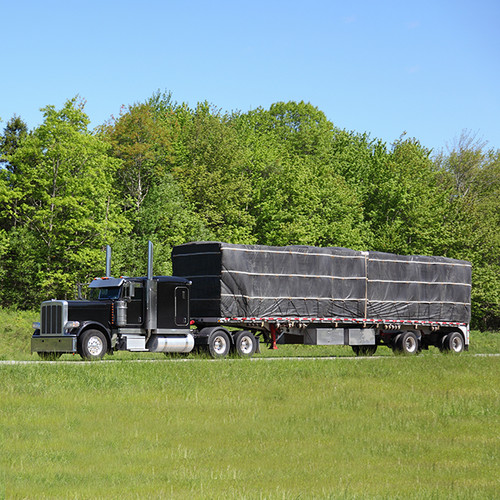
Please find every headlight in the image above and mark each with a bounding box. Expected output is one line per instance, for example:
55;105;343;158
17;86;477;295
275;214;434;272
32;322;40;330
65;321;80;330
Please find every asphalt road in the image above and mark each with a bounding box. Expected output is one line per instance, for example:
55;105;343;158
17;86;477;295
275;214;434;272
1;353;499;365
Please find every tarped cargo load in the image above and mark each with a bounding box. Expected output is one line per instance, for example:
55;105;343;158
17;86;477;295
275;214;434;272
366;251;471;322
171;242;471;323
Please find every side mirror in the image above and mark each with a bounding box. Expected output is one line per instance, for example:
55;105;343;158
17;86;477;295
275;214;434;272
123;281;135;301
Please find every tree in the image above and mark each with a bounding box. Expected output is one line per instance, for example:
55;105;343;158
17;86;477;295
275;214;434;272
232;102;371;248
0;115;29;230
434;131;500;329
172;102;256;243
253;156;369;248
346;136;449;256
0;115;28;169
2;97;127;306
102;102;176;215
112;173;212;277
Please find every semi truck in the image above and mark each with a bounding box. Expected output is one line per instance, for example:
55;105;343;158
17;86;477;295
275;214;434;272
31;241;471;360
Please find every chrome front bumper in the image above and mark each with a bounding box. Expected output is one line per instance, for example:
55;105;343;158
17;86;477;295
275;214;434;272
31;335;77;354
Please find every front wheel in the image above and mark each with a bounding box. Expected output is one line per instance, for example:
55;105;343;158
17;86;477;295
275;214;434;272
78;329;108;360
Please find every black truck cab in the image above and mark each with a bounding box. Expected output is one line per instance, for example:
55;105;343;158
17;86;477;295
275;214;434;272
31;275;194;360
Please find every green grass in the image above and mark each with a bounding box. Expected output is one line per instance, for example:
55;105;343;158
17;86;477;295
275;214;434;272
0;308;37;361
0;308;499;498
1;307;499;360
1;356;499;498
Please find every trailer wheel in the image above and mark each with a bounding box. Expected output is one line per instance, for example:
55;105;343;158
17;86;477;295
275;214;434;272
208;329;231;359
78;329;108;360
440;332;465;353
393;331;419;355
352;345;377;356
234;331;257;357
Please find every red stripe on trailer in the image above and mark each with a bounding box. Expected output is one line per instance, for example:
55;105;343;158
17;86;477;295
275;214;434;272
212;316;467;327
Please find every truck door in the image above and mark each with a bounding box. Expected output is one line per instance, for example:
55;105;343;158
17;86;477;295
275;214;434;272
127;282;144;325
175;286;189;326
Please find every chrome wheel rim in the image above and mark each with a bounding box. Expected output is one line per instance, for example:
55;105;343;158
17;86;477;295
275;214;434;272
405;336;417;353
240;335;253;354
88;336;104;356
451;335;463;352
213;335;227;355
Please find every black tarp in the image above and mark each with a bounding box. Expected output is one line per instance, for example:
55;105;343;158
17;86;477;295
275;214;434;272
172;242;471;323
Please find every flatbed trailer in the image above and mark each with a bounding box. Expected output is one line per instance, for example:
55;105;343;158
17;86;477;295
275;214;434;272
172;242;471;357
186;316;469;357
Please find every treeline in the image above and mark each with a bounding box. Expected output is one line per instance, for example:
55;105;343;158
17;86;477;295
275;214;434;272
0;92;499;329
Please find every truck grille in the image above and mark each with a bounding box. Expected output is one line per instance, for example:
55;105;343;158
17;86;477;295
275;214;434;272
40;301;67;335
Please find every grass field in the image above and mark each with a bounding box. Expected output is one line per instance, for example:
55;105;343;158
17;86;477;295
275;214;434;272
0;308;499;498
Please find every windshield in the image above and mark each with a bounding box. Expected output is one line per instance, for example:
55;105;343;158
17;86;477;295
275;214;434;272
89;287;121;300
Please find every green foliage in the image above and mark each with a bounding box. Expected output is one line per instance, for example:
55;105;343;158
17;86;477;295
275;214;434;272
435;132;500;329
0;94;499;327
112;174;212;277
0;115;27;174
171;102;256;243
233;102;371;247
366;137;449;255
0;98;127;306
102;102;176;214
0;307;36;360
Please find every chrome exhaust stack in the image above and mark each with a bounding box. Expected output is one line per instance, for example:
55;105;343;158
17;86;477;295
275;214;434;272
105;245;112;277
147;240;154;280
145;240;157;333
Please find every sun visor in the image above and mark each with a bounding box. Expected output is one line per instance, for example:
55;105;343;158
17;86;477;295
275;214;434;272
89;278;125;288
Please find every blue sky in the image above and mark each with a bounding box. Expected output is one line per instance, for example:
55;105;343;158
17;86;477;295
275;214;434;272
1;0;499;153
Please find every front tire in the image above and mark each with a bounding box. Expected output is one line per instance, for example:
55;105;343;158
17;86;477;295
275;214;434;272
78;329;108;360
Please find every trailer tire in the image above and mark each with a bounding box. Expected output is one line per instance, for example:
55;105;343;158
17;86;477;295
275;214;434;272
393;331;419;355
207;329;231;359
352;345;377;356
440;332;465;353
234;331;257;357
78;329;107;360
